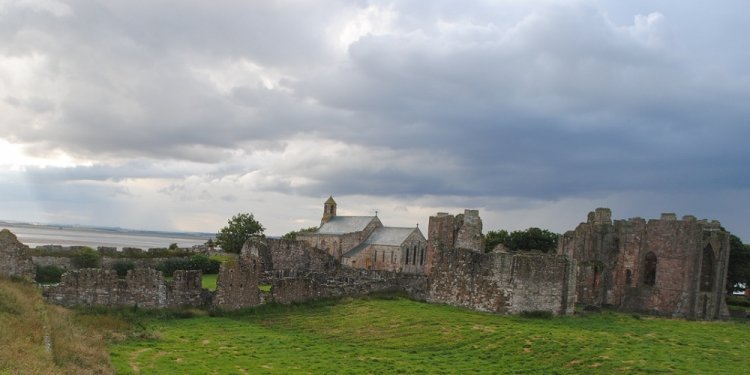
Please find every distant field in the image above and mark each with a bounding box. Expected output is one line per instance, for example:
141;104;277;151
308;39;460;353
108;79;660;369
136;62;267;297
109;297;750;374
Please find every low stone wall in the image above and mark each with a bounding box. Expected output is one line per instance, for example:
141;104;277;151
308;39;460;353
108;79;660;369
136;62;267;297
41;268;207;309
271;269;428;305
428;248;576;315
0;229;36;281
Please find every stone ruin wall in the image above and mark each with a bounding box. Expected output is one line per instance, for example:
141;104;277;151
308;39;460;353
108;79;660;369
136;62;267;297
0;229;36;281
212;246;262;310
428;246;576;315
255;238;337;277
258;238;427;301
42;268;207;309
560;208;731;320
425;211;576;315
270;268;428;305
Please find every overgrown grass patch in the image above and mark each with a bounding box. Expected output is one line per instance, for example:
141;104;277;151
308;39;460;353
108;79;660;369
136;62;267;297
109;297;750;374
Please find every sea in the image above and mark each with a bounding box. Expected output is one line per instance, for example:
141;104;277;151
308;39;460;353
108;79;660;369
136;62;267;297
0;222;212;250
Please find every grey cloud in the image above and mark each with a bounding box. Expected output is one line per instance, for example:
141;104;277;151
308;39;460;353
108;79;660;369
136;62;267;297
1;1;749;238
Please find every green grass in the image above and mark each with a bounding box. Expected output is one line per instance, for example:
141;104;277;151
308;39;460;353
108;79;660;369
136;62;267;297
201;274;217;291
165;274;219;291
109;297;750;374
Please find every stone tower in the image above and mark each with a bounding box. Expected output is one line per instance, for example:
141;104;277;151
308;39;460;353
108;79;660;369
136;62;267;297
321;196;337;224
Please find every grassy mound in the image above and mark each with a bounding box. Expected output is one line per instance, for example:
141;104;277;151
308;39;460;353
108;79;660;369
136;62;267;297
0;277;124;374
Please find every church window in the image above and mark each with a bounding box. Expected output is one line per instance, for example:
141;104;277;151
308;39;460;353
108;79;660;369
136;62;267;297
625;269;632;285
643;252;657;286
700;245;715;292
405;248;409;264
420;248;424;265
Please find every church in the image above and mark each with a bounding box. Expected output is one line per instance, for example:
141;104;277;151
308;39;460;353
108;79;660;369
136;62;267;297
297;197;428;274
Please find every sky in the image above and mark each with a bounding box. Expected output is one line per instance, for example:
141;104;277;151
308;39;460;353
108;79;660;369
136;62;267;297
1;0;749;240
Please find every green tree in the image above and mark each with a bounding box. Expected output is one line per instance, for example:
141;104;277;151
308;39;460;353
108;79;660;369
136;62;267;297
215;213;265;253
484;227;559;253
281;226;319;241
71;247;102;268
726;235;750;294
485;230;510;252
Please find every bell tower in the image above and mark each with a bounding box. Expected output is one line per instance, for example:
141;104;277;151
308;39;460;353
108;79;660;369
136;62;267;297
322;196;337;224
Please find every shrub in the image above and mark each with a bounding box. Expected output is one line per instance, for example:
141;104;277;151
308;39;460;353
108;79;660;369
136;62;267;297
190;254;221;274
156;258;192;276
35;265;65;284
71;247;102;269
111;260;136;277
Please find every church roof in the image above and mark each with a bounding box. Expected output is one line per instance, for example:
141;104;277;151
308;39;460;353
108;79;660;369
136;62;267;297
342;227;421;258
364;227;419;247
317;216;377;235
325;196;337;204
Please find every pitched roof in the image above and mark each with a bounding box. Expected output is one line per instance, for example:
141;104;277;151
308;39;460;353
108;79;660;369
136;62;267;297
317;216;377;234
364;227;419;246
342;227;420;258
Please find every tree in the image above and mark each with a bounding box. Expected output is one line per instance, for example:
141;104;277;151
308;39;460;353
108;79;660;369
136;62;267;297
215;213;265;253
484;227;559;253
485;230;510;252
281;226;319;241
726;235;750;294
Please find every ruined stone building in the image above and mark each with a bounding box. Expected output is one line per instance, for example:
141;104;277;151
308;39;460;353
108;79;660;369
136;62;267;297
298;197;428;273
0;229;35;281
3;201;734;321
427;210;577;315
559;208;731;320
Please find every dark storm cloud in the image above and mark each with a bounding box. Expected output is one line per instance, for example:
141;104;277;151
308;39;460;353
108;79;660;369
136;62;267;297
2;1;749;237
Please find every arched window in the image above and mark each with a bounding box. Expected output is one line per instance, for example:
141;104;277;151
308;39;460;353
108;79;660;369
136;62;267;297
405;248;410;264
625;269;632;286
412;246;417;265
643;252;657;286
374;250;378;262
700;245;715;292
420;248;425;265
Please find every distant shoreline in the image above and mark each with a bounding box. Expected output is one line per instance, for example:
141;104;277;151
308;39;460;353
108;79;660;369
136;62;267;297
1;221;213;250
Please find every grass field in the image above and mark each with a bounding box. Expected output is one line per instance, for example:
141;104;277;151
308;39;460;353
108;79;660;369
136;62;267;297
109;296;750;374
